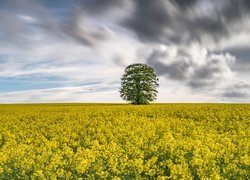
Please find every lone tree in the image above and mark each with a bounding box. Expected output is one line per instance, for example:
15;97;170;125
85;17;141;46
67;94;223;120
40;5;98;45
120;63;159;105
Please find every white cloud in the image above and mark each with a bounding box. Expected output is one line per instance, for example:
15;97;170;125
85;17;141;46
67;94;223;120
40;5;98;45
18;14;39;23
0;0;250;103
0;83;121;103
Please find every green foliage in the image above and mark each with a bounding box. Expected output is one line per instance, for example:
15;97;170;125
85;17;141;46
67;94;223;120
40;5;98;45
120;63;159;104
0;104;249;179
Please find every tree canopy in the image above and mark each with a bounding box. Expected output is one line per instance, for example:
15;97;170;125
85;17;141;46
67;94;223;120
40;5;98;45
120;63;159;105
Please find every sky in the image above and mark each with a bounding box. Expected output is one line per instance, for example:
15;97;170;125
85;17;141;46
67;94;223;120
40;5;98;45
0;0;250;103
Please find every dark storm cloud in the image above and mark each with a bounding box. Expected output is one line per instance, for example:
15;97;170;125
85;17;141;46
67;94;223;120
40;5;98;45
123;0;175;43
170;0;197;8
123;0;250;44
223;91;248;98
147;48;194;80
231;82;250;89
71;0;250;80
0;0;249;73
147;46;234;88
2;0;250;47
222;81;250;99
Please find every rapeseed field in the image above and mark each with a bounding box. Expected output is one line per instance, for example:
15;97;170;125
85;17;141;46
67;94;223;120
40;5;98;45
0;104;249;179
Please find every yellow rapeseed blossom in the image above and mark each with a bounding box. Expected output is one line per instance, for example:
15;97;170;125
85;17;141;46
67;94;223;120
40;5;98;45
0;104;249;179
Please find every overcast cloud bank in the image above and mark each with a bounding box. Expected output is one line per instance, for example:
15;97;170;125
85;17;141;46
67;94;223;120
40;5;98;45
0;0;249;103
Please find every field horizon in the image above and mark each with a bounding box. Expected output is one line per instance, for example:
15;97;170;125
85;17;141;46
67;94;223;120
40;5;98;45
1;102;249;105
